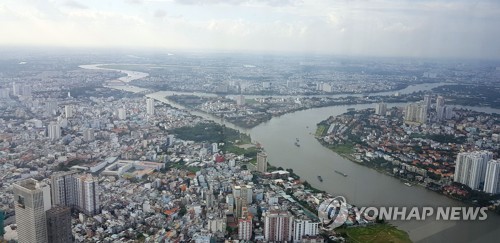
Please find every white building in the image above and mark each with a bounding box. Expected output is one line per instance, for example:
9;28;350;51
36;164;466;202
76;174;100;216
423;94;431;109
238;215;253;240
48;122;61;140
83;128;94;142
13;179;52;243
454;151;493;190
375;102;387;116
236;95;246;106
65;105;73;118
484;160;500;194
118;108;127;120
293;219;319;242
257;152;268;173
436;95;445;111
146;98;155;115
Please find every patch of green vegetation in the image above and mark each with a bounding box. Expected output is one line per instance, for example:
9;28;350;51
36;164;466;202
337;223;412;243
328;143;355;155
225;144;258;157
169;122;249;144
316;124;328;136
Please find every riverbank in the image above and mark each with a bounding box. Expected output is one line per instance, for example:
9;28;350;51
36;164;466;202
314;109;500;211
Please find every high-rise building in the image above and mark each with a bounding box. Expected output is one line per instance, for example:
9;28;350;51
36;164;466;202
21;84;32;97
238;214;253;240
118;108;127;120
76;174;100;216
423;94;432;109
51;171;79;207
293;219;319;242
375;102;387;116
64;105;73;118
146;98;155;115
436;95;445;111
12;82;20;96
51;172;100;216
13;179;52;243
234;197;248;219
236;95;246;106
436;105;446;121
405;103;427;124
83;128;95;142
484;160;500;194
212;142;219;153
264;209;294;242
257;152;268;173
454;151;493;190
48;122;61;140
46;205;73;243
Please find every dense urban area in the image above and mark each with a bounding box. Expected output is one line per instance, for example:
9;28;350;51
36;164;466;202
0;52;499;242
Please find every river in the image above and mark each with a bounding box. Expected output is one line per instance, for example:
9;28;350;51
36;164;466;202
80;64;500;243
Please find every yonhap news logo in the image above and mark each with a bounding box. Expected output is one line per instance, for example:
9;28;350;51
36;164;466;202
318;196;489;230
318;196;349;230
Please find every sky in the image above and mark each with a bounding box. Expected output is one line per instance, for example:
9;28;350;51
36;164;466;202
1;0;500;59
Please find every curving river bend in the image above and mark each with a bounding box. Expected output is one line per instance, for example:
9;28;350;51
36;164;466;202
81;64;500;243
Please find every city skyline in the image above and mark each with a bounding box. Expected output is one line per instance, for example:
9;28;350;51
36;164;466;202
1;0;500;59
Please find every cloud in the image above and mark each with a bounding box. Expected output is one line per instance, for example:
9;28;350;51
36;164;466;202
174;0;300;7
62;1;88;9
154;9;167;18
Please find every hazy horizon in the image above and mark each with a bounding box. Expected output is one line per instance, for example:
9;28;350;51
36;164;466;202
2;0;500;59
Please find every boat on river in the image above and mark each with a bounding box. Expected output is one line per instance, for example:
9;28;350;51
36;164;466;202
334;170;348;177
318;175;323;182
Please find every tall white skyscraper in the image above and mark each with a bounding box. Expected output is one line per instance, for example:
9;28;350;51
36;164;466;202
76;174;100;216
13;179;52;243
375;102;387;116
484;160;500;194
264;209;294;242
48;122;61;140
118;108;127;120
51;172;100;216
146;98;155;115
64;105;73;118
238;214;253;240
423;94;432;109
405;103;427;124
83;128;95;142
454;151;493;190
12;82;20;96
257;152;268;173
51;171;79;207
436;95;445;111
293;219;319;242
